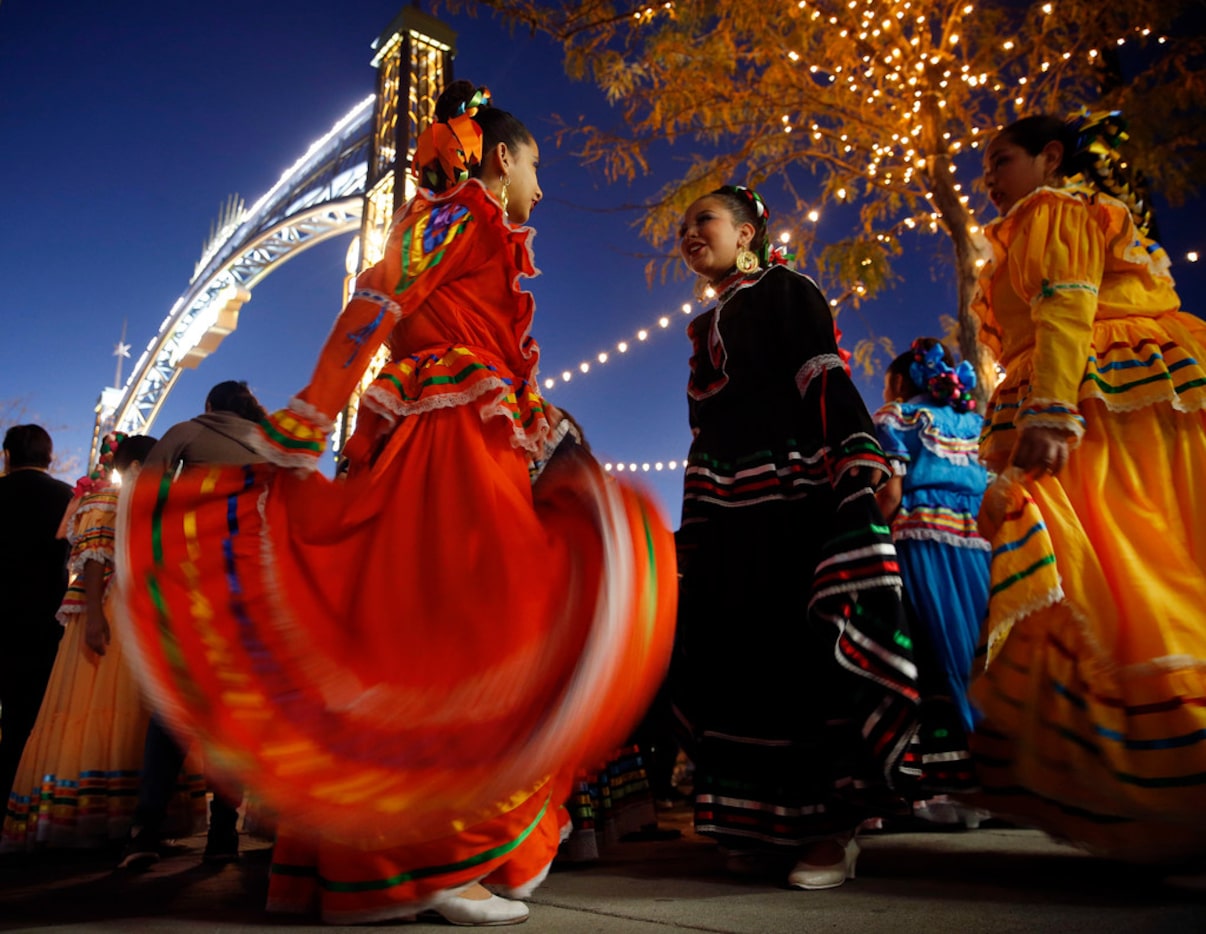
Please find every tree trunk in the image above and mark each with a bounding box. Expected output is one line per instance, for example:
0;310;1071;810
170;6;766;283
921;104;991;406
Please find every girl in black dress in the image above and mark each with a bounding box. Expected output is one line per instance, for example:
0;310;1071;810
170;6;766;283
672;186;972;889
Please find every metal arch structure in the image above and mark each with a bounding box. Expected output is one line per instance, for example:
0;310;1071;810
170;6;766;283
90;95;375;460
91;4;458;465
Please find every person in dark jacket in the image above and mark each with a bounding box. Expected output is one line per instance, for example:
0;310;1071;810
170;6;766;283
119;381;267;869
145;379;268;470
0;425;73;801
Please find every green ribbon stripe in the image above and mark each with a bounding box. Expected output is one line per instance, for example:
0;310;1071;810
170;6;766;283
989;554;1057;596
280;795;552;893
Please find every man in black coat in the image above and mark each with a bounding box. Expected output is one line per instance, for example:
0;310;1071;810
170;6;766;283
0;425;73;800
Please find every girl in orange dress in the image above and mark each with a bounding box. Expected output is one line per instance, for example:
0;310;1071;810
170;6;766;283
115;81;677;925
971;112;1206;862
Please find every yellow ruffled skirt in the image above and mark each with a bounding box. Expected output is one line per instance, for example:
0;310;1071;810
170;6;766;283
1;596;207;850
971;374;1206;861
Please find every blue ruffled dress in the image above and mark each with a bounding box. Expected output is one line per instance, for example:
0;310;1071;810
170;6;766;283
873;398;990;730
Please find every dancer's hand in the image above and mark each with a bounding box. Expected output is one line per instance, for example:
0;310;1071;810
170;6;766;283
85;610;111;657
977;467;1026;539
1011;426;1073;479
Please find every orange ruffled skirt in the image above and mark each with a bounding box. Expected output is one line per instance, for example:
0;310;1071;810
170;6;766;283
115;401;676;919
971;312;1206;862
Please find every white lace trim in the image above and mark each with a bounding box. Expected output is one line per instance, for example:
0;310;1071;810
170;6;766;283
350;287;402;322
983;582;1066;667
68;547;114;577
796;353;846;397
362;375;509;421
286;396;335;435
893;527;991;551
73;499;118;516
536;418;572;465
1017;397;1086;442
1081;385;1206;415
362;377;549;457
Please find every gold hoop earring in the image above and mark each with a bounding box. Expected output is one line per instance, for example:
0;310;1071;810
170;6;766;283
735;247;760;273
500;175;510;219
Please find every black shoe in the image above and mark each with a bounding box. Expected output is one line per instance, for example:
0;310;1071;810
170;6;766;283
117;828;161;870
203;830;239;864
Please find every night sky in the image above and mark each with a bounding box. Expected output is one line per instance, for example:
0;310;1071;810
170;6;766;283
1;0;1201;520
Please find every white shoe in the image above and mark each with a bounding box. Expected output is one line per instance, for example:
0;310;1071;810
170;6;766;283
787;838;859;890
419;892;530;926
914;798;961;825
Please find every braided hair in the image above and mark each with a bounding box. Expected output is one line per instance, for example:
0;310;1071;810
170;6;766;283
998;111;1159;240
707;185;772;266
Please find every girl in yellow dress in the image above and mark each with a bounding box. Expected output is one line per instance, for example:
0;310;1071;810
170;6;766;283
971;112;1206;862
2;435;206;850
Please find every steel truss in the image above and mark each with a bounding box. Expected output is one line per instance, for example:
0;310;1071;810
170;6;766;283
92;98;374;457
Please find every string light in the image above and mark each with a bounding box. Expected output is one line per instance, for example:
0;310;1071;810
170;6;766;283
604;460;683;473
541;298;696;391
595;1;1182;485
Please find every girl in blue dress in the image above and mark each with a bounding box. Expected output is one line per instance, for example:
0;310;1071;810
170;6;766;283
874;339;990;732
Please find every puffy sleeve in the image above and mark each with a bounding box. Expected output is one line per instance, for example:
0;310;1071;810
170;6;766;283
872;402;913;476
1007;194;1105;439
56;490;118;624
255;197;479;470
771;269;889;484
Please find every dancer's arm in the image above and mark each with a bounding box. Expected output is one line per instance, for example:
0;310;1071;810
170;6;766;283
255;199;480;470
775;270;890;488
1007;194;1104;475
82;559;110;657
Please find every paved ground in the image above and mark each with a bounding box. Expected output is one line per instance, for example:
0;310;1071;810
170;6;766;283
1;808;1203;933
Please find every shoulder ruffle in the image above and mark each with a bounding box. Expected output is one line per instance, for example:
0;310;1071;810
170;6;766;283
415;179;543;379
874;402;981;467
410;179;538;280
980;185;1172;291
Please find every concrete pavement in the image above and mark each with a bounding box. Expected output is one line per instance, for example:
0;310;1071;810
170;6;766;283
1;808;1203;933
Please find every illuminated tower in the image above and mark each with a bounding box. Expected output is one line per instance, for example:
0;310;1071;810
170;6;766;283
336;3;456;451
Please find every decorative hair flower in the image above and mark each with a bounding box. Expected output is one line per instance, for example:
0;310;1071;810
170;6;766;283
908;340;976;412
73;431;127;497
734;185;769;224
768;243;796;267
414;87;492;193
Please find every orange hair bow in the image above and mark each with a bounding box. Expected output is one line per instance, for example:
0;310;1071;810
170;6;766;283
413;87;491;192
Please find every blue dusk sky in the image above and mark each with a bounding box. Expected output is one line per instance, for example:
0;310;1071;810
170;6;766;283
1;1;1201;520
